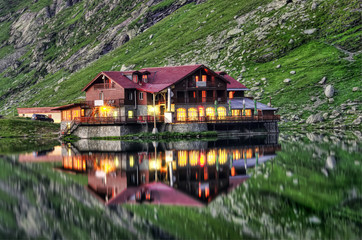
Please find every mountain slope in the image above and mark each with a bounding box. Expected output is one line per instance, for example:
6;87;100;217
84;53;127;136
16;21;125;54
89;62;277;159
0;0;361;127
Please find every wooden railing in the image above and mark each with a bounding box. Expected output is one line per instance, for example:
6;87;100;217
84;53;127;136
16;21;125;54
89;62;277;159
174;97;227;104
93;83;116;89
74;115;165;125
174;115;280;123
80;99;125;108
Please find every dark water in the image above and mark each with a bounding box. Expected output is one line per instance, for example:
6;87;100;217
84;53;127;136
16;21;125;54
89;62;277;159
1;131;361;239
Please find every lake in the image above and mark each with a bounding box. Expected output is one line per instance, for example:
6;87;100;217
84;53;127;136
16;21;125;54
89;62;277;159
0;131;361;239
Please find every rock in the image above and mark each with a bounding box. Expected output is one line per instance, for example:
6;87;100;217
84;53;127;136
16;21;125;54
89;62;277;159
328;98;334;103
352;87;359;92
310;96;316;102
319;76;327;84
54;86;60;92
290;70;296;75
276;64;281;69
286;171;293;177
321;168;328;177
261;77;267;81
326;156;336;169
352;116;362;125
149;34;153;39
283;78;291;83
304;28;316;35
289;39;294;44
324;85;334;98
322;113;329;119
309;216;321;224
306;113;324;124
311;2;318;10
255;82;260;86
227;28;243;37
210;52;219;60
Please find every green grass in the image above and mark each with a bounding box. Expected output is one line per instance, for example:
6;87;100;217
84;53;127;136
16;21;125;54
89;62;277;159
0;117;59;138
149;0;176;12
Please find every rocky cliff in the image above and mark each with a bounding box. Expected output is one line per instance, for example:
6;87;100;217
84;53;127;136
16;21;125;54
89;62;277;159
0;0;361;128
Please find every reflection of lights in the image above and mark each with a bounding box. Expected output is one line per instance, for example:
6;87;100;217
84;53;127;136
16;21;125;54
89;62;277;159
207;150;216;165
231;166;235;176
149;160;161;170
199;152;206;167
218;149;227;164
233;150;241;160
129;155;134;167
115;156;119;167
204;167;208;180
178;151;188;167
205;186;209;198
189;151;199;166
67;149;72;157
199;182;201;198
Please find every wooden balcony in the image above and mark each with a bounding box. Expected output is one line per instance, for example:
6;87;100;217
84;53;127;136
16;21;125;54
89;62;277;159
174;97;227;104
80;99;125;108
174;115;280;123
93;83;116;90
74;115;165;125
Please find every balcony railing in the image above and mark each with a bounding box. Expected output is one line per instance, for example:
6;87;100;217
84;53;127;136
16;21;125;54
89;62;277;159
74;115;165;125
174;97;226;104
93;83;116;89
80;99;125;108
174;115;280;123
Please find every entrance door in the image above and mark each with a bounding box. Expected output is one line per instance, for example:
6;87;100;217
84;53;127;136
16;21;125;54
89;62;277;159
160;105;165;116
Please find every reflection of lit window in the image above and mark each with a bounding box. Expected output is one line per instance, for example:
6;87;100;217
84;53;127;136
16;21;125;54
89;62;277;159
218;149;227;164
188;108;198;121
207;150;216;165
189;151;199;166
233;150;241;160
129;155;134;167
200;152;206;167
178;151;188;167
243;148;252;159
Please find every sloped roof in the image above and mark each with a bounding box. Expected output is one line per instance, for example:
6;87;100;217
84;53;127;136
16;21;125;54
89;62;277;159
230;98;277;111
83;65;234;93
17;107;60;114
215;72;248;90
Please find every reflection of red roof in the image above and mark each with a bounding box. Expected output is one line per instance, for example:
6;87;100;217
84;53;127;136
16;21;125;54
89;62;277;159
107;182;204;207
17;107;60;114
83;65;233;93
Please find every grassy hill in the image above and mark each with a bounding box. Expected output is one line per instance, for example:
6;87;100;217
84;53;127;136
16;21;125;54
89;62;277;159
0;0;361;128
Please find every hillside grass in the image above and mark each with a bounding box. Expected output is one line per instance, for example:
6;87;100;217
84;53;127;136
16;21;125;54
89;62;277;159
0;117;59;138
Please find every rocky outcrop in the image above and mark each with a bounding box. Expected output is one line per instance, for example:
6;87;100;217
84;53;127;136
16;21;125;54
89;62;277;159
306;113;324;124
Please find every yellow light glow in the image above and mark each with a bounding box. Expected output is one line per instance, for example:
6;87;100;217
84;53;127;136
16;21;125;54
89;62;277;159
218;149;227;164
207;150;216;165
129;155;134;167
178;150;188;167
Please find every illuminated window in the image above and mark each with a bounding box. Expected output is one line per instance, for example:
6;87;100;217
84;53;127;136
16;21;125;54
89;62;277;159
66;111;71;121
176;108;186;121
199;107;205;118
188;108;198;121
195;76;199;82
113;111;118;119
142;75;148;83
232;109;240;116
81;109;85;117
72;110;80;119
62;111;67;120
139;92;144;100
128;110;133;119
202;75;207;82
133;74;138;83
193;91;196;98
206;107;215;118
217;107;226;119
202;91;206;98
229;91;235;99
243;109;252;116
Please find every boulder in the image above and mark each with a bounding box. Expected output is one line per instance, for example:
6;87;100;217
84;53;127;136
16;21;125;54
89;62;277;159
227;28;243;37
326;156;336;169
283;78;291;83
324;85;334;98
276;64;281;69
352;116;362;125
304;28;316;34
352;87;359;92
306;113;324;124
328;98;334;103
319;76;327;84
290;70;296;75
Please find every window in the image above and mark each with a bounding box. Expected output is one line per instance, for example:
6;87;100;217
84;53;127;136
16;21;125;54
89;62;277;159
99;92;104;100
188;108;198;121
176;108;186;121
198;107;205;118
195;76;199;82
206;107;215;118
128;110;134;119
132;74;138;83
217;107;226;119
232;109;240;116
202;91;206;102
128;92;133;100
229;91;235;99
243;109;252;116
202;75;207;82
139;92;144;100
81;109;85;117
142;75;148;83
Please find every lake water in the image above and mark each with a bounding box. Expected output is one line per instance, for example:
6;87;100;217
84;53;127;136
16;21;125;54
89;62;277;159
0;131;361;238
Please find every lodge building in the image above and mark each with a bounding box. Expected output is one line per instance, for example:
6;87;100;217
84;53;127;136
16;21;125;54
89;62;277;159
55;64;279;136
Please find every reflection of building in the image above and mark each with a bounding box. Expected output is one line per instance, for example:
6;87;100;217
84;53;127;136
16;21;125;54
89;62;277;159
61;137;280;205
18;146;62;162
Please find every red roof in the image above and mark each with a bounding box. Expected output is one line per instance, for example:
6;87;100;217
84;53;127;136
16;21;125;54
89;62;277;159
215;72;248;90
83;65;237;93
17;107;60;114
